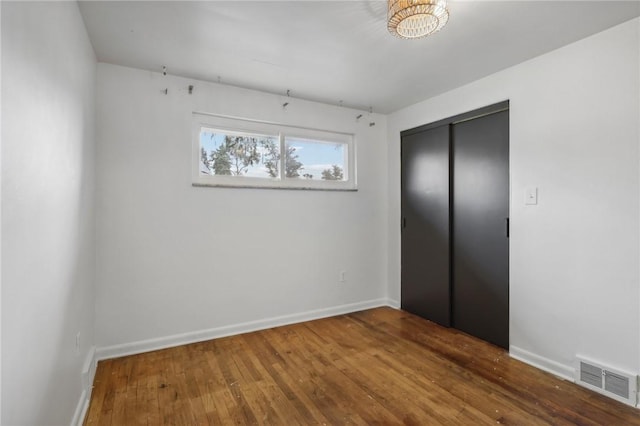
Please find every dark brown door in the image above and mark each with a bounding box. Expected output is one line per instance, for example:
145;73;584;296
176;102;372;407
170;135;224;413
401;125;451;327
400;102;509;349
452;110;510;349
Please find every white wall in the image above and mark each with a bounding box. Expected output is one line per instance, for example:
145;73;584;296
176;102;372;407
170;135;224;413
388;18;640;378
1;2;96;425
95;64;389;351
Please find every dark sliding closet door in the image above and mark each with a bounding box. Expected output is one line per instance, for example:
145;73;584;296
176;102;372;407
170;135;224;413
452;110;509;349
401;126;451;327
401;103;509;349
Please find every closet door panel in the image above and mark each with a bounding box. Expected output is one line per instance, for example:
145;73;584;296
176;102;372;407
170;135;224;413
452;110;509;348
401;126;451;327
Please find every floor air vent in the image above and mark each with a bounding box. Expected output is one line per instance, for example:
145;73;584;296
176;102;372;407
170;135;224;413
604;371;630;399
579;361;603;389
576;357;637;406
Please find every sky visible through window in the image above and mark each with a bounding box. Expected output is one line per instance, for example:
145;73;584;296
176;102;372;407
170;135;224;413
200;130;345;180
286;137;345;181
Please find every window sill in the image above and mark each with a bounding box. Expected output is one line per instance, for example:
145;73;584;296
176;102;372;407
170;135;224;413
192;182;358;192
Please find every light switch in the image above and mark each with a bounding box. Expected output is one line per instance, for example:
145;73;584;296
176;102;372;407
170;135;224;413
525;186;538;205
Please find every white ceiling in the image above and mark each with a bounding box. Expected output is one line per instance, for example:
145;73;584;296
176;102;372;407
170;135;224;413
79;1;640;113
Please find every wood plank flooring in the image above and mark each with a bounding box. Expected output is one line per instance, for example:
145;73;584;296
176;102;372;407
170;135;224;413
85;308;640;425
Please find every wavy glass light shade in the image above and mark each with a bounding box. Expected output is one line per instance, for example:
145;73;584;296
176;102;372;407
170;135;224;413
388;0;449;39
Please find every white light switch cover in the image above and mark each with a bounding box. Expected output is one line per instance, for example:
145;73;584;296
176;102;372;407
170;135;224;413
525;186;538;205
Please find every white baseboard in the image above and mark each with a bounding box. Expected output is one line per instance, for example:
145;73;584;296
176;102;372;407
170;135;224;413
509;345;575;382
387;299;401;309
70;390;88;426
96;298;396;361
71;345;97;426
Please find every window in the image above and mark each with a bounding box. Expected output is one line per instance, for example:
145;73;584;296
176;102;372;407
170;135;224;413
193;113;356;190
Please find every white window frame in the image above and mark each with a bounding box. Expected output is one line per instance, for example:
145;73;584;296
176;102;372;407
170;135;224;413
192;112;357;191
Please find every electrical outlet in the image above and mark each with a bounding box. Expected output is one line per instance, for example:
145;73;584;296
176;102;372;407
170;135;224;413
75;332;81;355
339;271;346;282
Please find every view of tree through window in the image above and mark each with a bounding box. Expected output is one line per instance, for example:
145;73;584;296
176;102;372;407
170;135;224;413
200;130;347;182
284;137;346;181
200;129;279;179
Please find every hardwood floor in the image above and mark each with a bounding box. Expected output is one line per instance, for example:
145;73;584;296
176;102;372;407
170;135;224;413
85;308;640;425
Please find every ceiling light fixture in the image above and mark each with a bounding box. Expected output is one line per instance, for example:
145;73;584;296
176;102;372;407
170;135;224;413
387;0;449;39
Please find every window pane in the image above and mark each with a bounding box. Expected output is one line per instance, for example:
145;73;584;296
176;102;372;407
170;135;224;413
200;128;280;179
284;137;346;181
